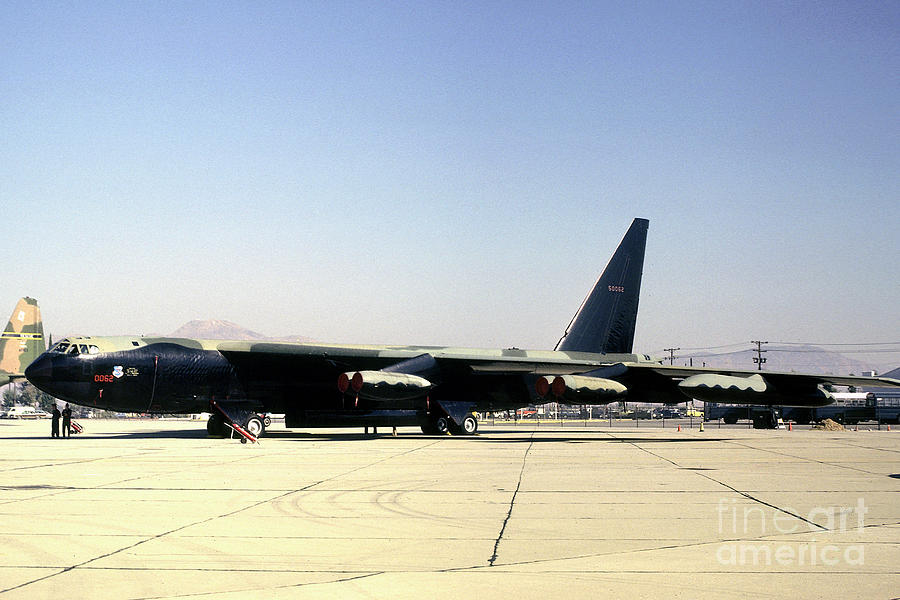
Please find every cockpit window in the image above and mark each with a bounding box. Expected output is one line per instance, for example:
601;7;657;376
50;341;100;355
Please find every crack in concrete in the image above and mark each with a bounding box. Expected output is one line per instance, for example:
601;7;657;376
0;439;443;595
489;434;534;566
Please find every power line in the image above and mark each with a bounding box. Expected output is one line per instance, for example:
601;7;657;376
663;347;680;365
751;340;768;370
671;342;749;351
767;348;900;354
769;341;900;346
655;341;900;354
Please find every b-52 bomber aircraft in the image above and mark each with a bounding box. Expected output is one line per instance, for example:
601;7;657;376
25;219;900;440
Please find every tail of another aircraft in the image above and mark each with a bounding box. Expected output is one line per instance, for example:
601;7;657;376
0;297;45;386
555;218;648;354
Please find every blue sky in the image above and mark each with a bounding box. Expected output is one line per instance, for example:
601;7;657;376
2;2;897;367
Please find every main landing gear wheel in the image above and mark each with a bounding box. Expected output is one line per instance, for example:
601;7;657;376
448;414;479;436
244;415;265;438
461;414;478;435
434;416;451;435
423;414;478;436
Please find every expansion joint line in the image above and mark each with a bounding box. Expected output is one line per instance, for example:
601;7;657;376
604;432;828;532
489;434;534;566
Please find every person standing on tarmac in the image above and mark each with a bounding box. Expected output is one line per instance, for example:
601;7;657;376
62;404;72;438
51;405;61;438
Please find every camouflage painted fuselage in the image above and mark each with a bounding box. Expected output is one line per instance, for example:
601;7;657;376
24;336;659;419
27;334;900;430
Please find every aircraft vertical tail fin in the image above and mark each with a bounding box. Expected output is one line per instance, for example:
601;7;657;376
556;218;648;354
0;297;45;386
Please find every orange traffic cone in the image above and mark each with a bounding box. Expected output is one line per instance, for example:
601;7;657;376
677;424;681;432
788;422;792;431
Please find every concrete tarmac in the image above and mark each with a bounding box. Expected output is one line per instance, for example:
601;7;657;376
1;419;898;599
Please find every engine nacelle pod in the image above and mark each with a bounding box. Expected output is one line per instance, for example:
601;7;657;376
680;372;768;390
537;374;627;404
678;373;834;407
678;373;769;404
338;371;433;401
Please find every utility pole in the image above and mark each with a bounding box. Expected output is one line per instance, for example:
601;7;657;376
664;347;680;365
751;340;768;370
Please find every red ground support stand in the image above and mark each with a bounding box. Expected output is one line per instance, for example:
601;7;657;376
209;400;258;444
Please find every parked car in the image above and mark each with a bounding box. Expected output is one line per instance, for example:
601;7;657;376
2;405;52;419
653;408;684;419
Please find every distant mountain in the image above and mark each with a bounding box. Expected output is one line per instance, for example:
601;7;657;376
882;366;900;379
270;334;316;343
166;319;313;343
675;345;876;376
167;319;268;340
863;366;900;394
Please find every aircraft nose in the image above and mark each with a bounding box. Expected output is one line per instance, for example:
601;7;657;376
25;354;54;387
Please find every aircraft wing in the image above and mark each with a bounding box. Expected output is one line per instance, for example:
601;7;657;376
216;341;900;410
617;363;900;407
641;364;900;389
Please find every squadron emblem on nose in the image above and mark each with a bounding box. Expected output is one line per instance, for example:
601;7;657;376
112;366;124;379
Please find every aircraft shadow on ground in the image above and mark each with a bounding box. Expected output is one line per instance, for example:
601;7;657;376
0;427;731;443
104;429;210;439
0;428;210;440
449;435;730;444
259;431;732;444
